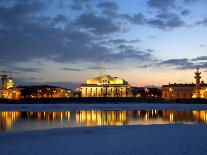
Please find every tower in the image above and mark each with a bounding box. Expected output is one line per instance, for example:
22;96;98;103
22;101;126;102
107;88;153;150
193;67;203;98
7;75;14;89
1;71;8;98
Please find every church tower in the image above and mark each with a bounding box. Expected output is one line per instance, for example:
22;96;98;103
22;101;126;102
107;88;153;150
7;76;14;89
1;71;8;98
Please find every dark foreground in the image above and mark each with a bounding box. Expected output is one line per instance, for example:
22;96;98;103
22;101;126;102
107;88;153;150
1;125;207;155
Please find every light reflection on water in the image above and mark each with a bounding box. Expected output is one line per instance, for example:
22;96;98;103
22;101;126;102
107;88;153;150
0;110;207;132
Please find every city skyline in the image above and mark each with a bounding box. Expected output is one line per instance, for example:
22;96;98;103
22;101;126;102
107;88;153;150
0;0;207;88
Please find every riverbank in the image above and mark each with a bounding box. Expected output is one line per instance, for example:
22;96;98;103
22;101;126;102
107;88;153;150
1;124;207;155
1;97;207;104
1;103;207;111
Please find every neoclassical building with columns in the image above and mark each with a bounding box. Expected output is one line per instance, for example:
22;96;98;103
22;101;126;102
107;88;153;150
80;75;132;97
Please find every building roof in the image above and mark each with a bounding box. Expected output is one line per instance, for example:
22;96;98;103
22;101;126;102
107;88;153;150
85;75;128;85
162;83;207;87
16;85;71;90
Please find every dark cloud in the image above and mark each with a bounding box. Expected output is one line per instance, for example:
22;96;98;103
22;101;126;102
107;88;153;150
146;13;185;30
53;14;67;24
119;13;145;25
0;1;44;28
107;39;140;44
159;58;195;69
120;12;185;30
61;68;83;71
103;49;152;62
11;67;43;73
191;56;207;61
97;1;119;16
196;18;207;26
75;13;120;34
69;0;94;12
147;0;175;12
180;9;190;16
0;0;181;72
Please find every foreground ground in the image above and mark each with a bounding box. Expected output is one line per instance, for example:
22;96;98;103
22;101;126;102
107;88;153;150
1;124;207;155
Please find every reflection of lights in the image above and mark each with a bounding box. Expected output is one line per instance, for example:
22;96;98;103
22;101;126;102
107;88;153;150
145;113;148;122
2;110;207;132
169;112;174;123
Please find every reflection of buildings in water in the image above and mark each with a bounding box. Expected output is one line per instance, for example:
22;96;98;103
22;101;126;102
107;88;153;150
75;110;127;126
25;111;71;122
0;111;21;131
1;110;207;132
192;111;207;123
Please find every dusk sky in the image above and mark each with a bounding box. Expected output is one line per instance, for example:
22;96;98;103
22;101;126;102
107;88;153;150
1;0;207;88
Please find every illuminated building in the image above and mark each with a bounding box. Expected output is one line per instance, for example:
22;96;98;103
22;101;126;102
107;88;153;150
132;87;162;98
1;71;8;98
80;75;132;97
162;83;195;99
19;85;73;98
0;71;73;99
7;76;14;89
162;68;207;100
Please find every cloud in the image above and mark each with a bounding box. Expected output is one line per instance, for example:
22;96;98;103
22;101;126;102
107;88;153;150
196;18;207;26
120;12;185;30
119;13;145;25
75;13;120;34
11;67;43;73
147;0;176;12
106;39;141;44
180;9;190;16
69;0;94;12
191;56;207;61
146;13;185;30
61;68;83;71
96;1;119;16
53;14;67;24
140;56;207;70
0;1;44;28
159;58;195;70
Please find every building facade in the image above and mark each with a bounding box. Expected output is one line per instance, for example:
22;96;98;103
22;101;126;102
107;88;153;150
0;71;73;99
19;85;73;99
80;75;132;97
162;68;207;100
162;83;196;99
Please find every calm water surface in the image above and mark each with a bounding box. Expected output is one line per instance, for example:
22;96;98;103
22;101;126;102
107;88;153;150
1;110;207;132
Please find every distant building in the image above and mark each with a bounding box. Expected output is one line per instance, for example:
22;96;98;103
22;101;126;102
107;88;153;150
162;83;196;99
0;71;74;99
162;68;207;100
80;75;132;97
19;85;73;99
132;87;162;98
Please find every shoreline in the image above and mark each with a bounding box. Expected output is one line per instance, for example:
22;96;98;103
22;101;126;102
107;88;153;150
1;103;207;111
1;97;207;104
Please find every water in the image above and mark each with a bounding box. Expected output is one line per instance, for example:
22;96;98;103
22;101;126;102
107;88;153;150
1;110;207;132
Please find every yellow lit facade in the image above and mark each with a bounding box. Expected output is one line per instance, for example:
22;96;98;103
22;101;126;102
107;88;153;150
7;78;14;89
80;75;132;97
162;68;207;100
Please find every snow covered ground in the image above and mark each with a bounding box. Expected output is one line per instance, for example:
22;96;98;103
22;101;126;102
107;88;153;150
1;124;207;155
1;103;207;111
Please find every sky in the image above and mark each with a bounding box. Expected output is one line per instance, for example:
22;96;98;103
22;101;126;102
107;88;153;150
0;0;207;88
